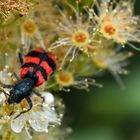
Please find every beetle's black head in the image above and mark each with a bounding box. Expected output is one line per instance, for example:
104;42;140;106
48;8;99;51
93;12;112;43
8;89;22;104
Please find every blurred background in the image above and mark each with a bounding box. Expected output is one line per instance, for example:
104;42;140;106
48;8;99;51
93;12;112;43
61;1;140;140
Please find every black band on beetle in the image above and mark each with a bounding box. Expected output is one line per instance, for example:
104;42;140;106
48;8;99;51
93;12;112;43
21;62;48;80
26;51;56;71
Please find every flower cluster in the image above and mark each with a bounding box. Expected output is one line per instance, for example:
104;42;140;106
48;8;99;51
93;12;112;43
87;0;140;49
0;0;35;25
0;0;139;139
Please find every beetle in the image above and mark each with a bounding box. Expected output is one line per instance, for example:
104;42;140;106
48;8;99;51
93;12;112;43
1;48;57;118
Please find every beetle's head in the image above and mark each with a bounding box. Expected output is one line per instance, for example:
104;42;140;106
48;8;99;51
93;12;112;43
8;89;22;104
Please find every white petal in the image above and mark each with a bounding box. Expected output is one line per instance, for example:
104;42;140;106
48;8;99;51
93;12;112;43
29;111;48;132
0;93;6;103
42;92;54;104
44;109;58;123
11;114;25;133
0;70;12;84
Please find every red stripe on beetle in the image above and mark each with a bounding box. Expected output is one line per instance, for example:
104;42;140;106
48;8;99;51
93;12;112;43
24;57;40;65
33;49;45;53
40;61;53;77
20;67;35;78
36;70;45;86
46;54;57;64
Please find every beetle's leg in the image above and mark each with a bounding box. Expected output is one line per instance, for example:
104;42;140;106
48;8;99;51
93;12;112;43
14;97;33;119
33;90;45;103
3;84;14;89
18;52;24;65
13;72;20;80
0;89;9;101
0;88;9;96
10;104;15;116
30;44;33;51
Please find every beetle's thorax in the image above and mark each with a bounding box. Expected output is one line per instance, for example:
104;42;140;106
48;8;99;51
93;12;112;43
8;78;35;104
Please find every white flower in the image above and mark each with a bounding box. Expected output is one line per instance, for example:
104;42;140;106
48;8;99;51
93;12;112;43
92;46;133;88
88;0;140;50
11;92;58;133
50;2;94;68
47;70;102;92
21;19;46;53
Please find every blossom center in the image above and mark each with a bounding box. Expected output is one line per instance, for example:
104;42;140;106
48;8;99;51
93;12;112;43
55;71;74;87
21;19;37;36
72;30;89;47
2;104;14;116
104;25;116;35
101;22;117;38
85;45;96;55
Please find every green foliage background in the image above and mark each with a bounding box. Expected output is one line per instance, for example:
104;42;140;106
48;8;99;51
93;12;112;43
62;1;140;140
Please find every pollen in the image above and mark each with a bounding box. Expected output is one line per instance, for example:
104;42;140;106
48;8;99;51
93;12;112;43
55;71;74;87
72;30;89;47
104;25;116;35
21;19;38;36
2;104;14;116
3;130;16;140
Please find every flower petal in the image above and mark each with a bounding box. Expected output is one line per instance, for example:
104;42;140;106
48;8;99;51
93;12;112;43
44;109;58;123
0;70;12;84
42;92;54;105
29;111;48;132
11;114;25;133
0;93;6;103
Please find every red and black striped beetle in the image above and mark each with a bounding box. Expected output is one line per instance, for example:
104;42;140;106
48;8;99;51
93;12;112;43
2;49;57;118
